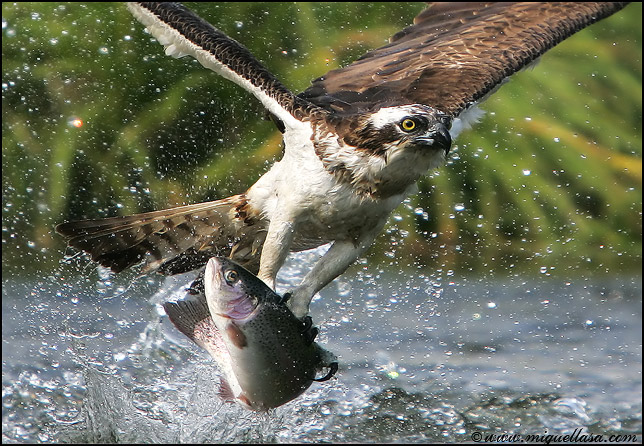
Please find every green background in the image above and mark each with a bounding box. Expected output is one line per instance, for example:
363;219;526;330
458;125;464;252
2;2;641;278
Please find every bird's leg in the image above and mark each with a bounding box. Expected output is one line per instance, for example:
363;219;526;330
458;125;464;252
287;234;376;319
256;217;295;290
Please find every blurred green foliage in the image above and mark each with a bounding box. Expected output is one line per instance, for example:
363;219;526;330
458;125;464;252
2;2;641;278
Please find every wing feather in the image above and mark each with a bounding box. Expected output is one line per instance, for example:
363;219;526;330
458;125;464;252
299;2;630;117
127;2;321;128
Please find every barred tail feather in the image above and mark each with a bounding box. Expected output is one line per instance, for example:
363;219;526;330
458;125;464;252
56;194;263;275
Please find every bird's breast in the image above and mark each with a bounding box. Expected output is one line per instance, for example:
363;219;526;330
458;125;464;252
246;125;413;247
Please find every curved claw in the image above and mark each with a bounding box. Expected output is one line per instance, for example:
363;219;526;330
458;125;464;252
312;362;338;382
187;273;205;295
278;291;292;305
303;327;319;345
300;316;312;332
300;316;319;345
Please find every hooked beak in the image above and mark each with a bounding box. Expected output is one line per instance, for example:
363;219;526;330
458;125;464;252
413;122;452;154
432;123;452;154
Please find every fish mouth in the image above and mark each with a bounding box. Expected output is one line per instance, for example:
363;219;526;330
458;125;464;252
214;298;260;322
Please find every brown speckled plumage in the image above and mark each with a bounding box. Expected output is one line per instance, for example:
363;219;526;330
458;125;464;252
56;194;264;275
299;2;629;117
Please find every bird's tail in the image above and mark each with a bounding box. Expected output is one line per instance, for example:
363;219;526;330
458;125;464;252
56;194;265;276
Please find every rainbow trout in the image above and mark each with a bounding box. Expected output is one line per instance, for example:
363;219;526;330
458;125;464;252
164;257;337;411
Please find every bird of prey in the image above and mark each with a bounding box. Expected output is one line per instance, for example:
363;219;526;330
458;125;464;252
56;2;630;319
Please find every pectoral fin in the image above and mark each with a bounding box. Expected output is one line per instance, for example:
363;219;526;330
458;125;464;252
225;321;248;349
163;297;213;345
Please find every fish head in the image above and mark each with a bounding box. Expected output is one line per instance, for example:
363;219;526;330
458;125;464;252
204;256;278;322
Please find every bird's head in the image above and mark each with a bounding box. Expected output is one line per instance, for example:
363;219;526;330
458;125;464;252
315;104;454;197
344;104;452;159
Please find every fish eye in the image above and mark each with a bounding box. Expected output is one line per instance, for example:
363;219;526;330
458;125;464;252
224;269;239;285
400;118;417;132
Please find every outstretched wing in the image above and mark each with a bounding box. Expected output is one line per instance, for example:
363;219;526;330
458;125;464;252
127;2;322;128
299;2;630;117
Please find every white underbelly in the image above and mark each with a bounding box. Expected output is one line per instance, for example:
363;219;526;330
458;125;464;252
247;128;409;248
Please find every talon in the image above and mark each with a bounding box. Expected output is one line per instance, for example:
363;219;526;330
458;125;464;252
313;362;338;382
300;316;319;344
188;275;204;295
278;291;292;305
303;327;319;345
300;316;313;332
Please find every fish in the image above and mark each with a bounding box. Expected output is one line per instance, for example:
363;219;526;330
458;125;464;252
163;256;338;411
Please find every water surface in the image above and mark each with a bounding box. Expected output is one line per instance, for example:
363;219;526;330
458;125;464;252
2;252;641;443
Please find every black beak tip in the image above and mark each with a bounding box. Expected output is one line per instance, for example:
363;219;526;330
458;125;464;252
435;125;452;153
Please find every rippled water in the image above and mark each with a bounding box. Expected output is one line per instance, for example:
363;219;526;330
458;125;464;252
2;251;642;443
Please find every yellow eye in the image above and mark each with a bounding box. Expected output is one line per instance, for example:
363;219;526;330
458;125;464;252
401;118;416;132
224;269;239;284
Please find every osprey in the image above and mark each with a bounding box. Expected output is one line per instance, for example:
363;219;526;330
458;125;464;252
57;2;630;318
